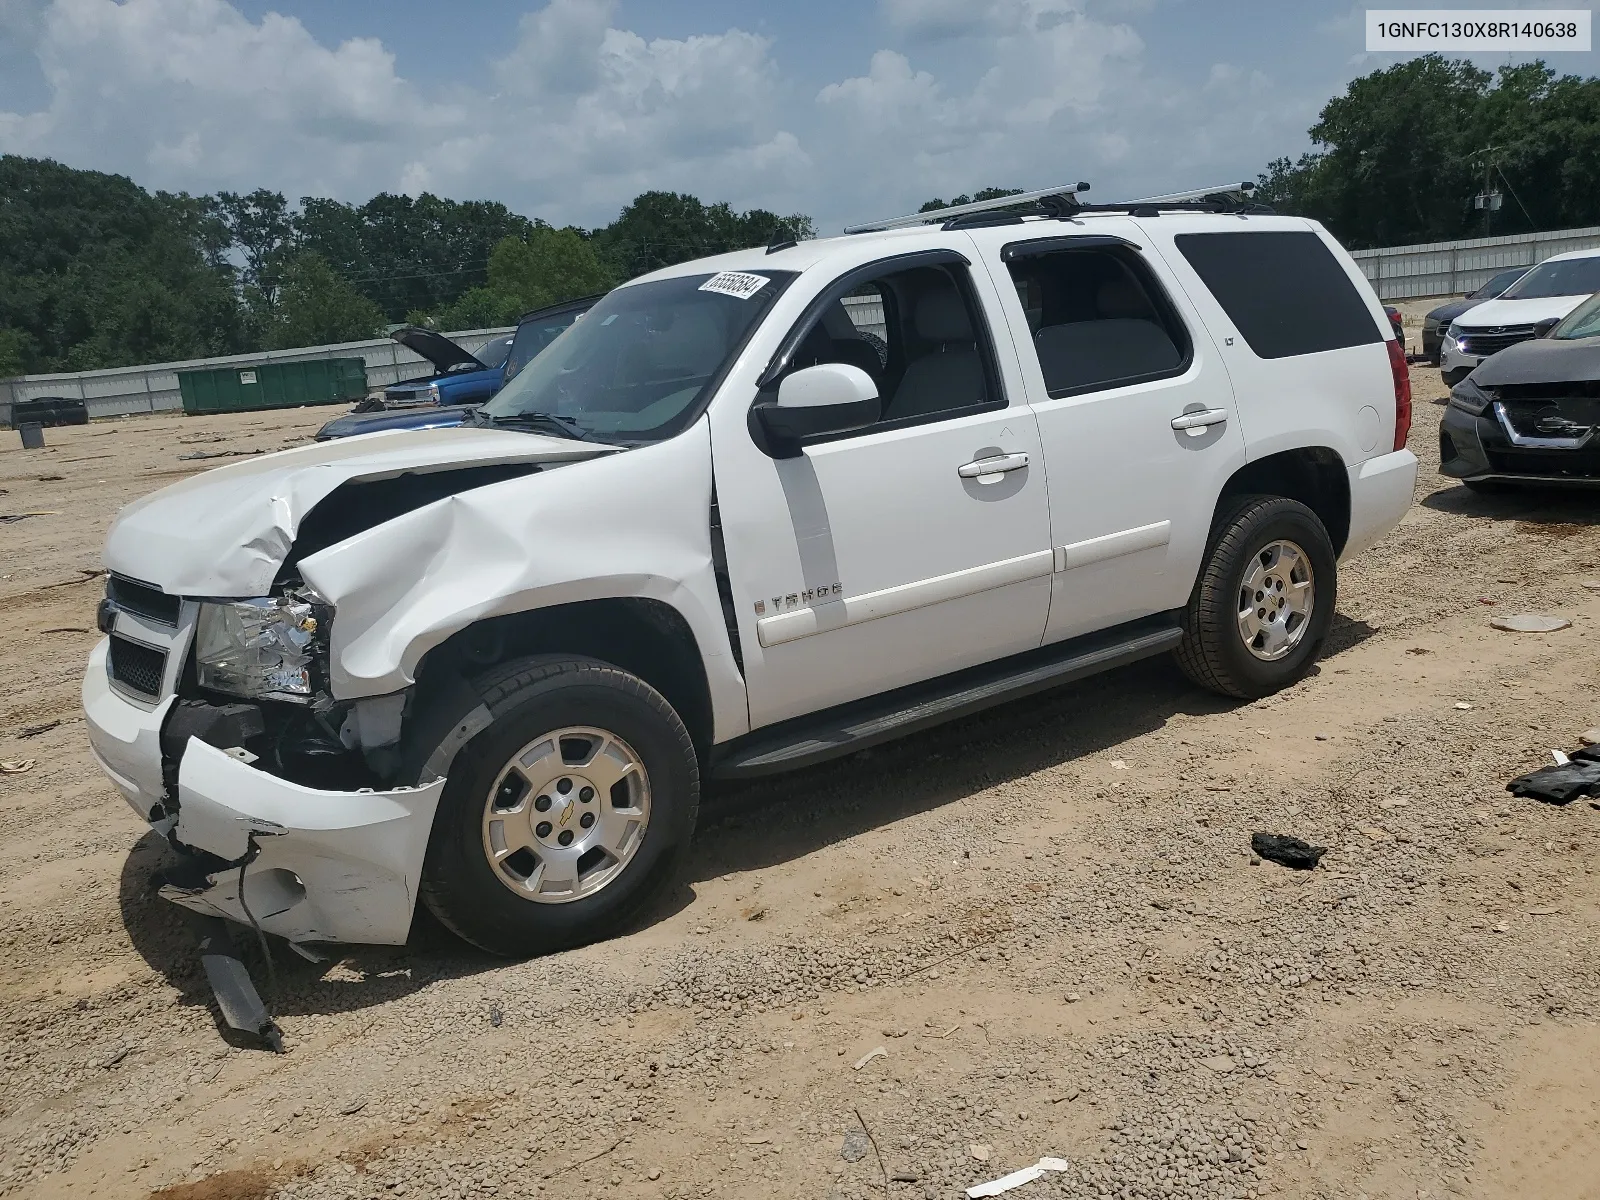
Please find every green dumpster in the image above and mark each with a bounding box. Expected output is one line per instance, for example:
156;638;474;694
178;358;368;415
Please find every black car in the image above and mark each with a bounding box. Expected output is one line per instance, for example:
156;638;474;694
1420;267;1530;365
1440;291;1600;490
316;295;599;440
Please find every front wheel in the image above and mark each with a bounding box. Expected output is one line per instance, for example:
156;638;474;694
1175;495;1337;700
419;656;699;957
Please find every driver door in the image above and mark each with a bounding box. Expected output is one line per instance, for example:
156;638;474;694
710;247;1053;729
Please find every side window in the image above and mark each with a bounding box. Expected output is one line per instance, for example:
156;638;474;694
1175;230;1382;359
774;261;1002;432
1005;246;1190;397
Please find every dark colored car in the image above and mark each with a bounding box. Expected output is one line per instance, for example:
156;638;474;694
1420;267;1530;365
316;297;599;440
1440;291;1600;490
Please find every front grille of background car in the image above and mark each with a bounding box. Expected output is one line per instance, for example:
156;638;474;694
1499;397;1600;440
108;635;167;699
1486;446;1600;478
1457;325;1537;357
106;575;180;626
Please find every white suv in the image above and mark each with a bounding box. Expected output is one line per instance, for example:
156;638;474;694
1440;247;1600;385
84;190;1417;958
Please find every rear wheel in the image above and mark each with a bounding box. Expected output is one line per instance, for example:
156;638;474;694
419;656;698;957
1175;496;1337;699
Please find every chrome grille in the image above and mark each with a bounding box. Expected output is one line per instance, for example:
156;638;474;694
1456;325;1536;357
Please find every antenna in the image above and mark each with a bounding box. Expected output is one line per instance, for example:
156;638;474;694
843;183;1092;235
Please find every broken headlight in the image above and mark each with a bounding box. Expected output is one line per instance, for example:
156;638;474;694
1448;377;1492;417
194;594;324;702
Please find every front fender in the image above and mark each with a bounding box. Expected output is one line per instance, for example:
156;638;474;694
299;419;749;742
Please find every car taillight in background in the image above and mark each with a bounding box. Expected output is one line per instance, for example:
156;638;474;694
1387;337;1412;452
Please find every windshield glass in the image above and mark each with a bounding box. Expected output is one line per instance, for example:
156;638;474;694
1554;292;1600;340
504;304;591;381
473;336;512;370
1501;256;1600;300
1471;267;1527;299
483;270;795;443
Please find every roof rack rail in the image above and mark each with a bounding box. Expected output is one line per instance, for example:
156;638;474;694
842;182;1092;235
842;180;1269;236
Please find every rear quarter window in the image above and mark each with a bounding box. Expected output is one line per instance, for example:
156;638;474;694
1175;230;1383;359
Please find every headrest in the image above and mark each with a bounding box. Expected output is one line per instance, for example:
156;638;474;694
915;287;974;342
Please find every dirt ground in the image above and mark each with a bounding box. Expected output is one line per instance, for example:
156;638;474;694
3;370;1599;1200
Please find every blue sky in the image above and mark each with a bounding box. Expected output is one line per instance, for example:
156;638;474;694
1;0;1594;233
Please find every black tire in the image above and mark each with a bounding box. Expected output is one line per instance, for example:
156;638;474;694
1175;495;1337;700
419;656;699;957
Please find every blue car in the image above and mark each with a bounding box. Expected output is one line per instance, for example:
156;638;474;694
317;296;598;441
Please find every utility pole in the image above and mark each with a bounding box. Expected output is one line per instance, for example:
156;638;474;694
1469;147;1504;237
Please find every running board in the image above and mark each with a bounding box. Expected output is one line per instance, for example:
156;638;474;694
712;615;1182;781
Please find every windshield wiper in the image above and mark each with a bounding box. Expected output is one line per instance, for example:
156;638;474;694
475;409;600;443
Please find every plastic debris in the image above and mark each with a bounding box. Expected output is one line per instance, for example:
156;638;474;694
852;1046;886;1070
0;511;60;524
1454;701;1473;710
1553;749;1571;766
965;1157;1072;1198
1490;613;1572;633
1507;745;1600;806
0;759;36;774
1251;832;1326;869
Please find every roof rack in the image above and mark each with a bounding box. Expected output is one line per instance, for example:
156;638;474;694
842;180;1268;235
842;182;1092;235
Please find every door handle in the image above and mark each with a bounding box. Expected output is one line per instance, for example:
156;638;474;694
1171;408;1229;437
958;452;1030;481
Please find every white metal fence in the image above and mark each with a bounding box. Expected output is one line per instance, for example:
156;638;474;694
1350;226;1600;301
0;327;512;426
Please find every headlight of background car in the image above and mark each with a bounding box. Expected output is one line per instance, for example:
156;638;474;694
1444;322;1461;349
195;595;322;701
1447;378;1492;416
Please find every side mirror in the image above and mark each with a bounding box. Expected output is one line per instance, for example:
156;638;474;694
1534;317;1560;339
752;363;881;457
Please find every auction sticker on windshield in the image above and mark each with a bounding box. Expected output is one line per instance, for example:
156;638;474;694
699;272;770;300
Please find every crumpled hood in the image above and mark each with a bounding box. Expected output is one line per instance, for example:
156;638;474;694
1455;294;1589;330
105;427;614;597
1472;335;1600;387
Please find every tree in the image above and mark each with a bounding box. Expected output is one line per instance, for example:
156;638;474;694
265;252;384;349
919;187;1024;213
213;188;293;298
591;191;815;280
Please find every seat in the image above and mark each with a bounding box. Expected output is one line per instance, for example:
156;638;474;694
883;288;986;422
1031;274;1179;393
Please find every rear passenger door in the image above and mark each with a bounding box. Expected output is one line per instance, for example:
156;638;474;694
966;222;1248;644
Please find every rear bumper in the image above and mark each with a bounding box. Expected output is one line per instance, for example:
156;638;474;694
84;642;446;946
1343;448;1418;559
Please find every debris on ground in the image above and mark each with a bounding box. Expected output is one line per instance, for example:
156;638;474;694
964;1156;1072;1198
1454;701;1474;710
1581;728;1600;746
840;1130;870;1163
1250;832;1327;869
0;759;36;774
968;1144;992;1163
1507;747;1600;806
852;1045;886;1070
1490;613;1572;633
0;512;60;524
177;448;267;461
17;721;59;739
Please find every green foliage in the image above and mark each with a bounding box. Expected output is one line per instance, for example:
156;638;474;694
918;187;1024;213
1260;56;1600;248
0;155;814;372
263;252;385;349
590;191;814;278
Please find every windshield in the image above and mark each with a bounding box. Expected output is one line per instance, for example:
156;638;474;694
483;270;795;443
1471;267;1527;299
504;305;591;381
1553;292;1600;340
472;336;512;370
1500;256;1600;300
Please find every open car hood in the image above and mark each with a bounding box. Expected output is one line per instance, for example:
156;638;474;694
1472;336;1600;388
390;326;483;373
104;427;615;597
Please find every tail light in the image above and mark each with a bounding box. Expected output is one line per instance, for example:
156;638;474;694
1387;337;1411;451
